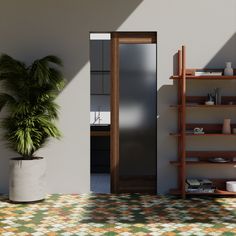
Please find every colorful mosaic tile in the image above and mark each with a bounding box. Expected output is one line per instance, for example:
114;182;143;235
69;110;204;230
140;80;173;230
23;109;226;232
0;194;235;235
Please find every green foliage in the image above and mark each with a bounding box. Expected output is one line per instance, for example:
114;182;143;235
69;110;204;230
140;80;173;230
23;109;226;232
0;54;65;159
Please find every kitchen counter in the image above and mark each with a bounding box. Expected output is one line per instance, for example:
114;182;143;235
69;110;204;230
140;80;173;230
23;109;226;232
90;124;110;136
90;124;110;173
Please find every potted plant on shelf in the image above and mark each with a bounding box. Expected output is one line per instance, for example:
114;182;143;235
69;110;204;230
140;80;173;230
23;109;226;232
0;54;65;202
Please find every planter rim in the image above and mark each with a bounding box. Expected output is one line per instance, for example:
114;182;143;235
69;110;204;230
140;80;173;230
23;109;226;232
10;157;44;161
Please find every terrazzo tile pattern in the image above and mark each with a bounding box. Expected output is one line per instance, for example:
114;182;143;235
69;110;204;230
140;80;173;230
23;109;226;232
0;194;235;235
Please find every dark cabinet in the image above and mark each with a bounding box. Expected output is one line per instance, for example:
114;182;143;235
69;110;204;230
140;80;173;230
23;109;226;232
90;125;110;173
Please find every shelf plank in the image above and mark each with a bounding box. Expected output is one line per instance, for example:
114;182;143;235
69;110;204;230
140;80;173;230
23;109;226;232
170;104;236;108
170;189;236;196
171;96;236;107
170;178;236;196
171;123;236;136
170;161;236;166
171;75;236;80
170;133;236;136
186;150;236;158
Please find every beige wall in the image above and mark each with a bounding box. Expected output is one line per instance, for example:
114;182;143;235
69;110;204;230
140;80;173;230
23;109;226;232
0;0;235;194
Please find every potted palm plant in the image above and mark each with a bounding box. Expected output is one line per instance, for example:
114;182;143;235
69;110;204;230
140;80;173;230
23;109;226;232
0;54;64;202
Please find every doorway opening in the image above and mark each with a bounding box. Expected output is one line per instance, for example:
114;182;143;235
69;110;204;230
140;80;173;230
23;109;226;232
90;32;157;194
90;33;111;193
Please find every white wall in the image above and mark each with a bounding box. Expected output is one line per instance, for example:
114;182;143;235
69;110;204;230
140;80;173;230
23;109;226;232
0;0;235;194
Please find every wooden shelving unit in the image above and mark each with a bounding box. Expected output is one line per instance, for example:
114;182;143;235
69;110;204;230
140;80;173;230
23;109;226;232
170;46;236;198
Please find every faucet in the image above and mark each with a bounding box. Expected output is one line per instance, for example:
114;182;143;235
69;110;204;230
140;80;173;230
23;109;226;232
93;107;102;124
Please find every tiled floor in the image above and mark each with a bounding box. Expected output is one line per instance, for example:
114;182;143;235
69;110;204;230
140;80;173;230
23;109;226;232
0;194;235;236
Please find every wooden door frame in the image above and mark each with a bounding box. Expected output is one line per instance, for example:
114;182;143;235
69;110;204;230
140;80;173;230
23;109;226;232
110;32;157;193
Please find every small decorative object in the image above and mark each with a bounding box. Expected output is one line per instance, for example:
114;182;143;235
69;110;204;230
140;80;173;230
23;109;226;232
214;88;221;105
209;157;230;163
194;127;204;134
222;118;231;134
207;93;214;102
195;71;222;76
205;101;214;105
226;181;236;192
206;93;215;105
224;62;234;76
233;128;236;134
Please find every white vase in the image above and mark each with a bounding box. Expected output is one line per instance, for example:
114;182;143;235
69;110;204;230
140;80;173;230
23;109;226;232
224;62;233;76
222;119;231;134
9;157;46;202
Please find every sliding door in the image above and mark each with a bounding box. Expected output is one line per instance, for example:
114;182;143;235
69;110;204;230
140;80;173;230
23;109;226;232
111;32;157;193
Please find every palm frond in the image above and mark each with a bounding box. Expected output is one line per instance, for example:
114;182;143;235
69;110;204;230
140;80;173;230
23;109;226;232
0;54;26;76
30;55;64;88
41;55;63;67
0;54;64;159
49;68;65;91
0;54;28;96
40;100;60;119
30;60;50;86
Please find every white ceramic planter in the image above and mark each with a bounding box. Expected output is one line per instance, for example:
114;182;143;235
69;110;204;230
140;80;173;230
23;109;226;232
226;181;236;192
9;157;46;202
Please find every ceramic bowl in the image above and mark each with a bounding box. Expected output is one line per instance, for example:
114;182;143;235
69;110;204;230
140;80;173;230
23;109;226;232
205;101;214;105
226;181;236;192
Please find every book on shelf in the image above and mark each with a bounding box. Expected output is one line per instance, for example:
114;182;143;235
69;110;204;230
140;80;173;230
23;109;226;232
186;179;214;193
186;179;200;188
194;71;223;76
186;188;215;193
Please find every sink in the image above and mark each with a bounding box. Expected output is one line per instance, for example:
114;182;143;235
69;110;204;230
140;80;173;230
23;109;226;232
90;124;110;131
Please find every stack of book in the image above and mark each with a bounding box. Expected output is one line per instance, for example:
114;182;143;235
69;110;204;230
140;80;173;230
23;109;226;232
186;179;215;193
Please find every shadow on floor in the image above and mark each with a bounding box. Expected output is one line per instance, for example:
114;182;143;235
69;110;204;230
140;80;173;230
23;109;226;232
0;194;235;235
79;194;236;224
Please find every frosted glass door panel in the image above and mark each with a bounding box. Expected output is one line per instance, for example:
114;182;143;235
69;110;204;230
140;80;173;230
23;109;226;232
119;44;156;176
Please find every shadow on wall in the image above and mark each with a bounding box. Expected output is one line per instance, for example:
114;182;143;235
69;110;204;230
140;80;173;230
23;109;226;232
0;0;143;80
172;33;236;75
205;32;236;68
0;0;143;193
